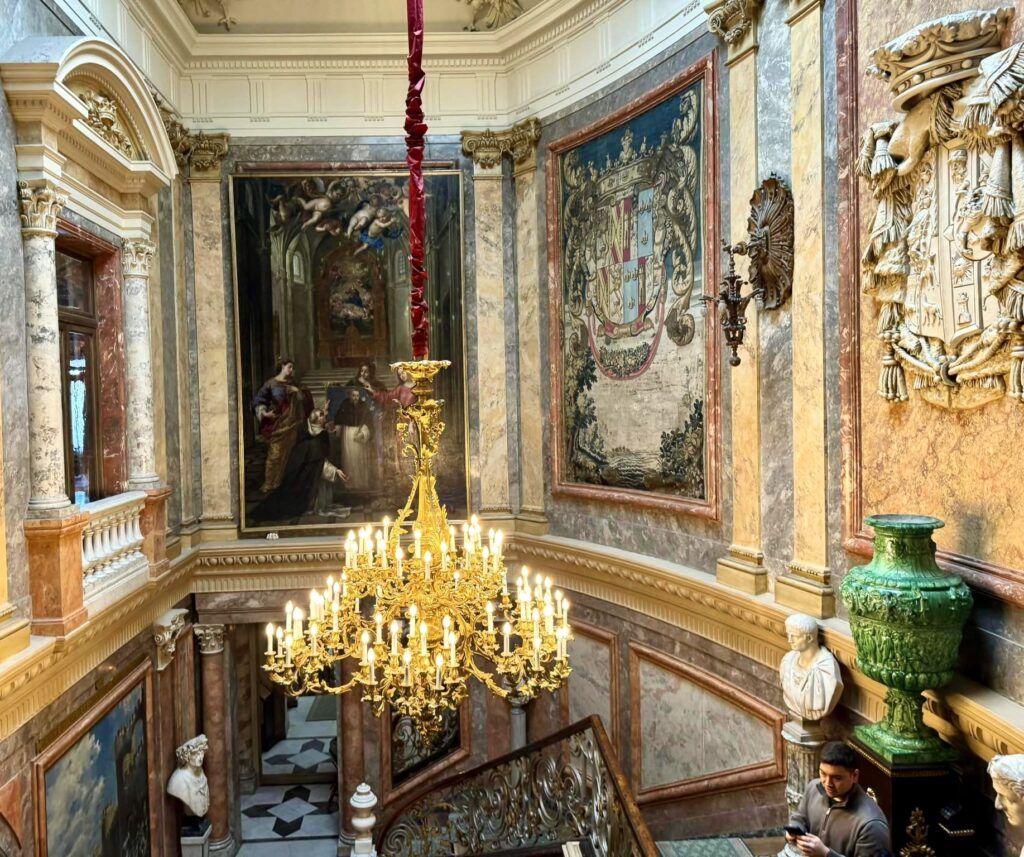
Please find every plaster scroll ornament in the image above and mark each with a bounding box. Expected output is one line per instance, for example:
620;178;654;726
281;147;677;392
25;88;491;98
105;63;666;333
858;7;1024;410
462;0;524;31
779;613;844;722
705;0;760;47
178;0;235;31
989;755;1024;856
167;735;211;819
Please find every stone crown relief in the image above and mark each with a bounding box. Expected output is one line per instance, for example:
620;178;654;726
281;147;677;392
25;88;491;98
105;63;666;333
859;7;1024;410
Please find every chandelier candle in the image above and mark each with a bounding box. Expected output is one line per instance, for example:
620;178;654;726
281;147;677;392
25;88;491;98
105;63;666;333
263;361;573;732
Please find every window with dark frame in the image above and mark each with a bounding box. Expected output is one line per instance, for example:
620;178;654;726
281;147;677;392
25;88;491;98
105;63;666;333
55;249;101;505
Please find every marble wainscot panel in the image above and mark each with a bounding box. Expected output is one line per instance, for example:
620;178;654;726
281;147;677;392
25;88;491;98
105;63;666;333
634;652;776;792
539;29;729;574
566;627;616;740
0;0;77;615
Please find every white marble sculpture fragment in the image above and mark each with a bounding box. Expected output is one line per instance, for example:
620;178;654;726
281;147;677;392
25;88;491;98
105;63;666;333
989;754;1024;857
779;613;844;722
167;734;211;818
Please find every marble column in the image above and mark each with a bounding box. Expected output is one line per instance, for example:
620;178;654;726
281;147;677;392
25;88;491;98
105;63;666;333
122;239;161;489
705;0;768;595
509;695;528;751
338;660;364;854
775;0;834;617
196;624;235;855
511;120;546;530
154;609;188;857
18;181;71;514
458;134;513;518
189;162;235;538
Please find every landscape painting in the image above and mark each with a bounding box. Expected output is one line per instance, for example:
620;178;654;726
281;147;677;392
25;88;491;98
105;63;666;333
231;170;468;533
35;664;153;857
548;59;718;517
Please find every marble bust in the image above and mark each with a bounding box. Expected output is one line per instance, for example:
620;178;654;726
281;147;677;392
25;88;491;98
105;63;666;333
989;755;1024;857
779;614;844;722
167;734;211;819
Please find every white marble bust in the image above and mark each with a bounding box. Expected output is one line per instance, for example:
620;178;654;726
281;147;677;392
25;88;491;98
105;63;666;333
779;614;843;722
989;754;1024;857
167;734;211;818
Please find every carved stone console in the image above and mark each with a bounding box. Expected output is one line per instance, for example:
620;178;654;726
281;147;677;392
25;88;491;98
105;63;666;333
859;8;1024;409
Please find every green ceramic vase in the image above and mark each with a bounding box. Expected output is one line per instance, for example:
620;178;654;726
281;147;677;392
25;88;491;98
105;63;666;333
839;515;972;764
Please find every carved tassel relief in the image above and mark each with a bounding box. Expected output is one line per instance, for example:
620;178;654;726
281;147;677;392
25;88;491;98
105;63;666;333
860;8;1024;409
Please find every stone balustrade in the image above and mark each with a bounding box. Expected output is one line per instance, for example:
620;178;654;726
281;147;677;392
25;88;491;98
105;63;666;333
81;491;148;602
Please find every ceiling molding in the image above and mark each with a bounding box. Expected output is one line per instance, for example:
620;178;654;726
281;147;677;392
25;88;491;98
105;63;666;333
49;0;705;132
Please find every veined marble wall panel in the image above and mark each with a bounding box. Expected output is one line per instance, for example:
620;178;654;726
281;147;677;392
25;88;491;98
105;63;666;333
566;627;616;741
0;0;78;617
839;0;1024;708
635;655;775;791
539;31;728;572
157;187;183;534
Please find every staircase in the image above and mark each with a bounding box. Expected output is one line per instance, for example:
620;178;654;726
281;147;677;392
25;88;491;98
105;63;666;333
376;716;658;856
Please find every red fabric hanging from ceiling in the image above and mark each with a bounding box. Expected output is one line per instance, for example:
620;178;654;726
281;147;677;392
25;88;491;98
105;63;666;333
405;0;429;360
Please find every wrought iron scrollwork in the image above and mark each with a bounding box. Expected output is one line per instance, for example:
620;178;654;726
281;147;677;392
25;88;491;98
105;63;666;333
378;718;653;857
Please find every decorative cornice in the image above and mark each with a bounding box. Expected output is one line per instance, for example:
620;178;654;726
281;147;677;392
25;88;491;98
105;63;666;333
122;239;157;279
704;0;762;65
152;608;188;671
194;623;225;654
17;181;66;237
0;535;1017;769
461;118;541;172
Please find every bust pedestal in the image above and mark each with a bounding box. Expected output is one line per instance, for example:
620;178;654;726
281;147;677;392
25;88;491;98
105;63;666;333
181;818;211;857
849;737;975;856
782;719;825;815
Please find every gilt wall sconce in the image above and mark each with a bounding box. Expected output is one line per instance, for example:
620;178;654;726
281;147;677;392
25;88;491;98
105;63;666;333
705;174;793;365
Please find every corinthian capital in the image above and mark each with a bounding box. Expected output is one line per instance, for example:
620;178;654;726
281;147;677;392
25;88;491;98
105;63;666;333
461;118;542;175
704;0;763;64
195;623;225;655
122;239;157;279
18;181;66;237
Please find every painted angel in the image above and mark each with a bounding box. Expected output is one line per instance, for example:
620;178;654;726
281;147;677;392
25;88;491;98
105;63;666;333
296;179;346;230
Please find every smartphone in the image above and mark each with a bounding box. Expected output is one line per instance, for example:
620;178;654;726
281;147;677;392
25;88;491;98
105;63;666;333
783;825;806;837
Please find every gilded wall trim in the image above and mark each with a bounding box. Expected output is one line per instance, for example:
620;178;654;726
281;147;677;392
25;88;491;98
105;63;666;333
0;536;1018;767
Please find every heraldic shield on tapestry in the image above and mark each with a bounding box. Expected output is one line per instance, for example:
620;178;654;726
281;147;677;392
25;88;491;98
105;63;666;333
551;67;713;510
860;8;1024;410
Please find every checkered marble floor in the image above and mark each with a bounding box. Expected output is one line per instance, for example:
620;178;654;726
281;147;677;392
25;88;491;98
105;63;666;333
261;737;336;776
241;784;338;840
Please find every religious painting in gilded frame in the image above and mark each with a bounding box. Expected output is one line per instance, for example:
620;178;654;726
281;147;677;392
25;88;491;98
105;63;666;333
547;57;719;518
230;169;469;534
33;661;156;857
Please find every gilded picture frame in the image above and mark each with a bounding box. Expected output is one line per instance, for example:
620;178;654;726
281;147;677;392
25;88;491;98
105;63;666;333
33;660;157;857
228;166;471;536
547;56;720;520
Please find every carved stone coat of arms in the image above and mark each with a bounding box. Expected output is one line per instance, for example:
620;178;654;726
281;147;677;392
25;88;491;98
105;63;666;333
860;8;1024;409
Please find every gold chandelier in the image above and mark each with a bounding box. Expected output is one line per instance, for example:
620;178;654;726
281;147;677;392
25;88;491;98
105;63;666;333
263;360;572;730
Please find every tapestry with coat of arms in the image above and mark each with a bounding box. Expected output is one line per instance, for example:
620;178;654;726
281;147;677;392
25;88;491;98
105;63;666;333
551;70;712;509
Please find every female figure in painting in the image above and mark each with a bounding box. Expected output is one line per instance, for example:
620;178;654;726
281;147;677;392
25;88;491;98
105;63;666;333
252;358;313;493
373;366;417;478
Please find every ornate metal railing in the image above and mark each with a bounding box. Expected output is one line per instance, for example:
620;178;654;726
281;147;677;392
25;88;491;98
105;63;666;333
81;491;147;596
377;716;658;857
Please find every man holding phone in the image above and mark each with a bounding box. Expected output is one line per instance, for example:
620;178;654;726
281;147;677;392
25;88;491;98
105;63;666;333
784;742;891;857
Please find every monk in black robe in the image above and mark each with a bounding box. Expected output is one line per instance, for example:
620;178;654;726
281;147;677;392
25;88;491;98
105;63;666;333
249;410;346;524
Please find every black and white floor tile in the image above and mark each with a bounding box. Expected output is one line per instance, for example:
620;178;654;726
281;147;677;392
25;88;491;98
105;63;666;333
261;737;336;776
241;784;338;841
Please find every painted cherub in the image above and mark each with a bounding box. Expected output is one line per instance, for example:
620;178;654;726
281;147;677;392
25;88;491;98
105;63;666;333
353;208;400;255
297;180;346;230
